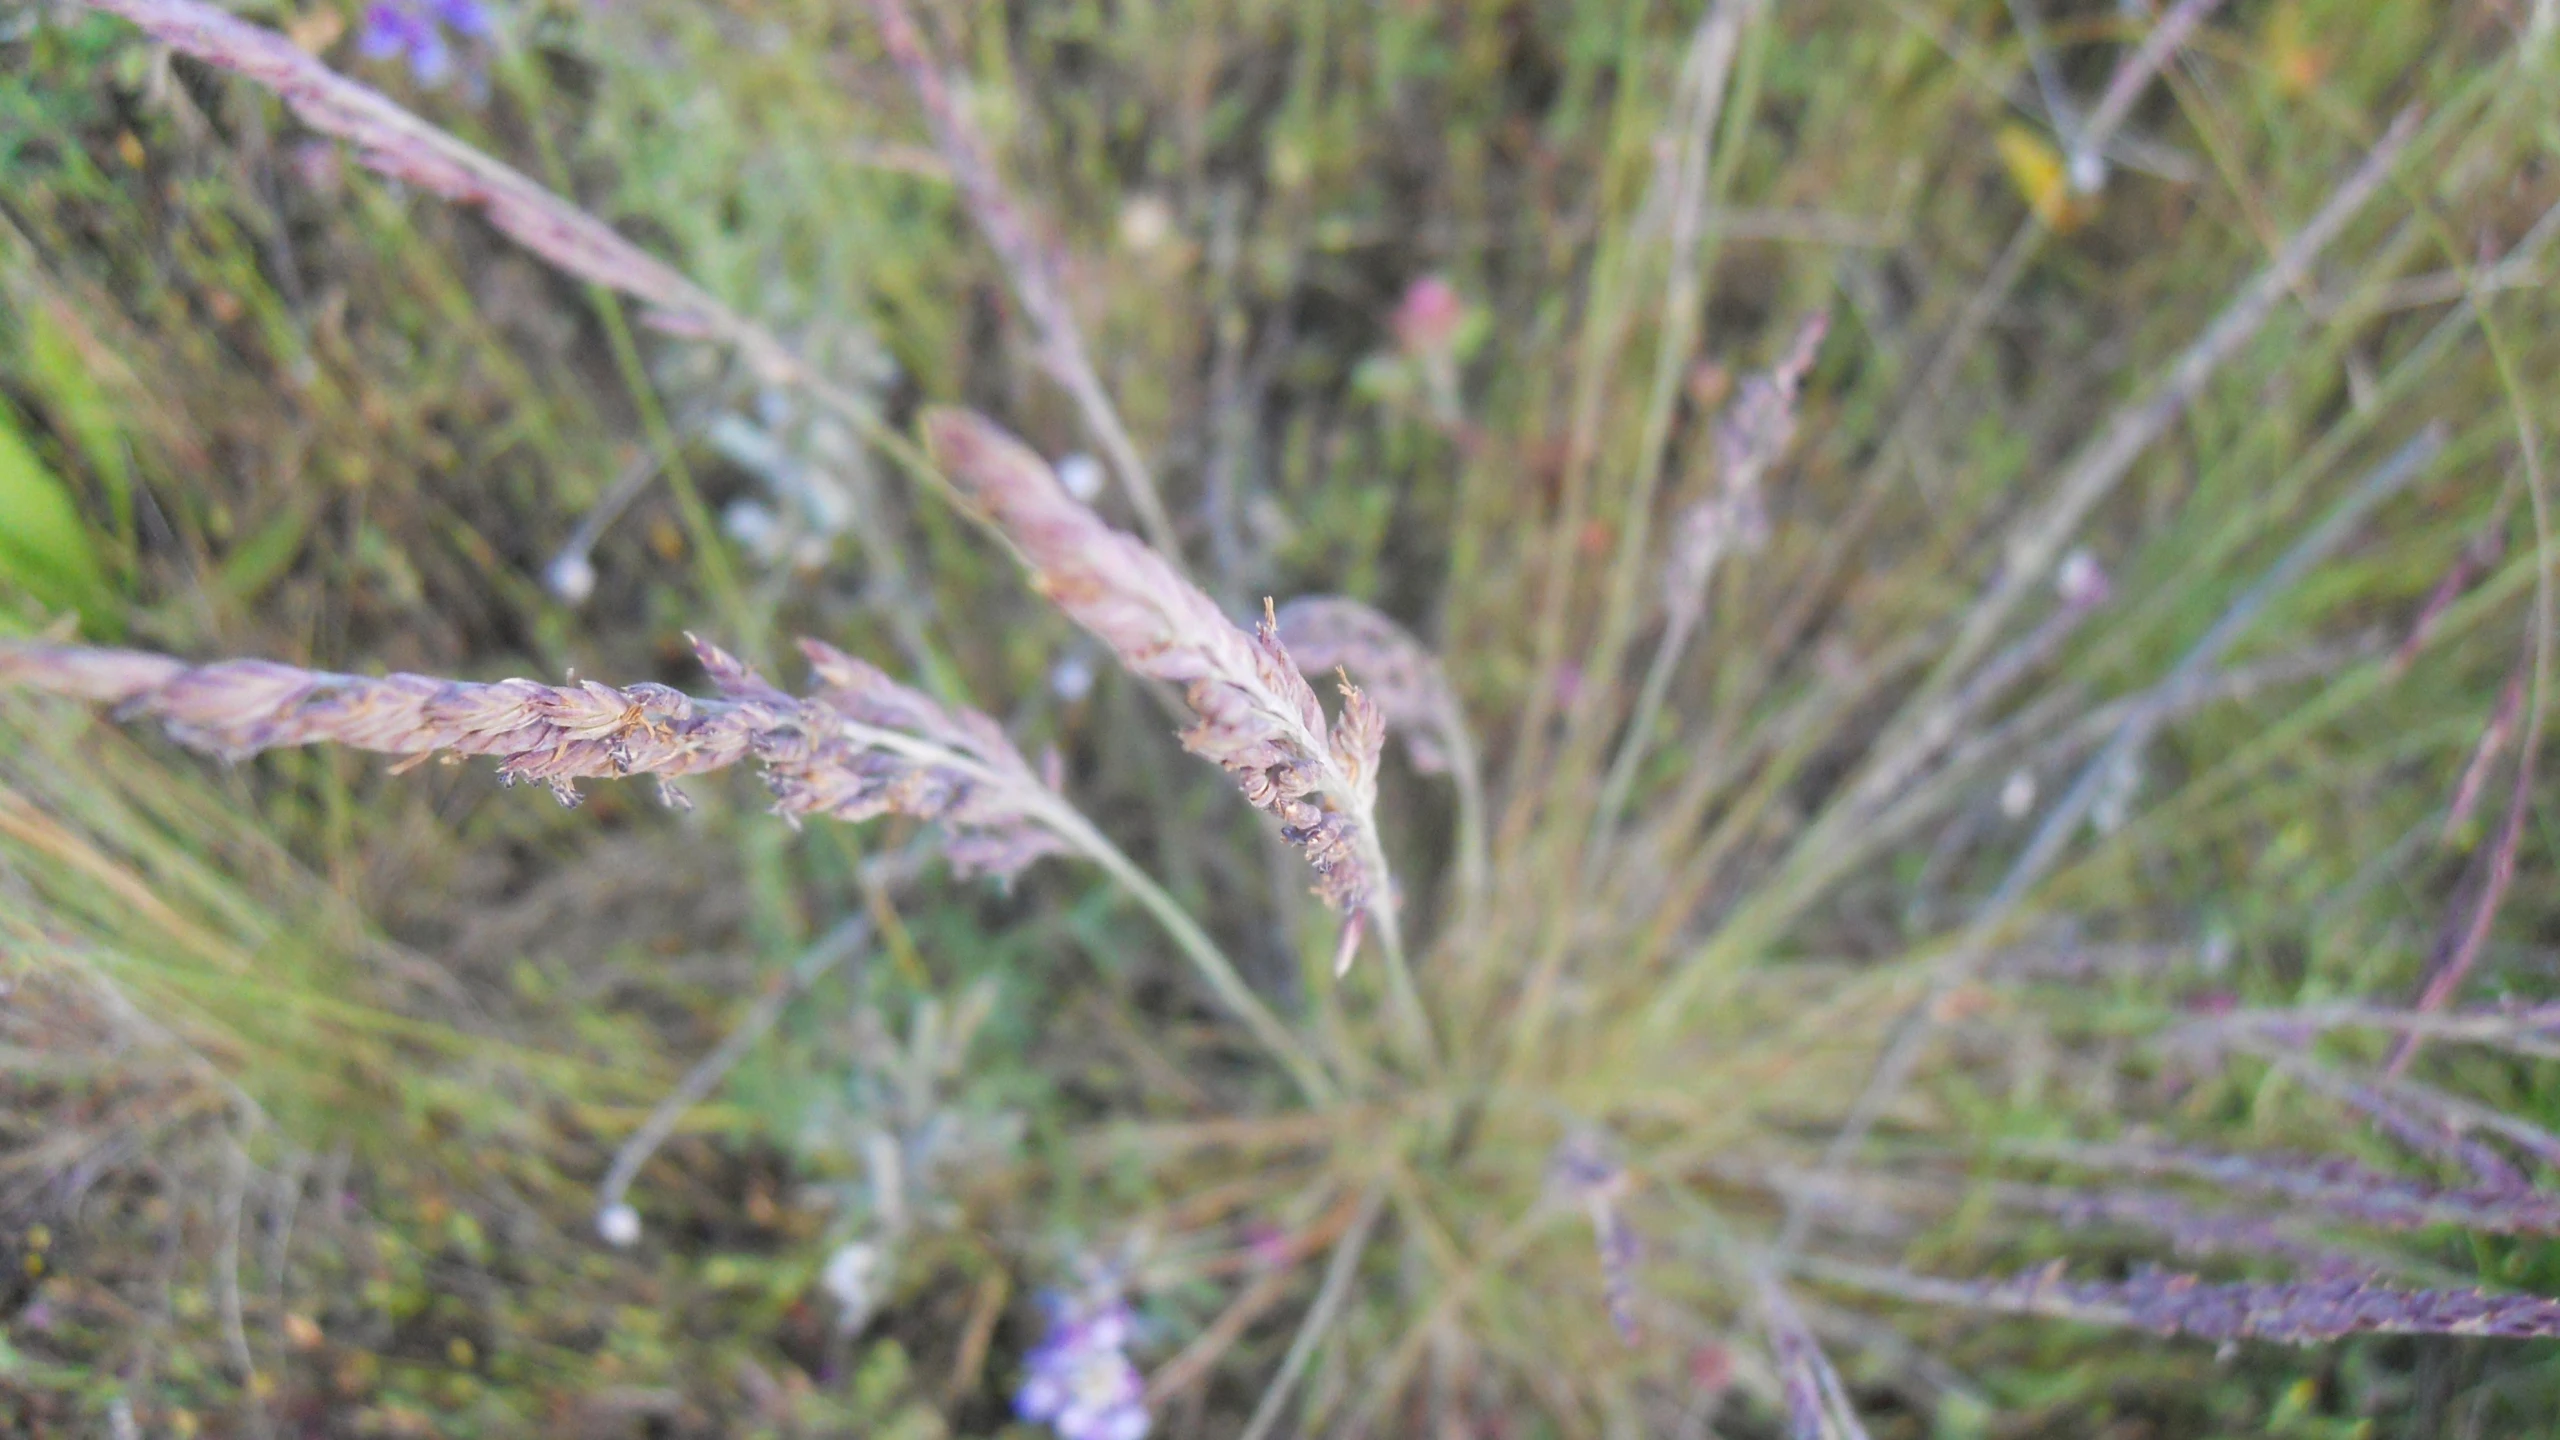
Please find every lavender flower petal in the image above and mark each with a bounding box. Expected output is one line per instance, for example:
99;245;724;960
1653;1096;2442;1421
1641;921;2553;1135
1017;1284;1151;1440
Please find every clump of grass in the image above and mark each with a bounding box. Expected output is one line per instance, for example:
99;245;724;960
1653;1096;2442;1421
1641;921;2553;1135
6;0;2560;1435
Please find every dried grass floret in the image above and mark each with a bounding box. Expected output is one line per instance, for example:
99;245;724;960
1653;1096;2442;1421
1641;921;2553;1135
1273;595;1489;925
925;408;1395;964
3;637;1334;1096
1271;597;1468;778
695;637;1071;879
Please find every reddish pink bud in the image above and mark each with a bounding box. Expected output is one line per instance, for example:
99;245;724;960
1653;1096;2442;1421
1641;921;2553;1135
1390;274;1465;357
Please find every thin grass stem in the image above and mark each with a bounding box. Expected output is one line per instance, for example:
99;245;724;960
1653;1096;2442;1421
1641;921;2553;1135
1236;1180;1386;1440
593;916;871;1240
1767;426;2447;1256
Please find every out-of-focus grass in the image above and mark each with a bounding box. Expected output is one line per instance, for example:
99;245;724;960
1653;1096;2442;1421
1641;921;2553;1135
3;0;2558;1436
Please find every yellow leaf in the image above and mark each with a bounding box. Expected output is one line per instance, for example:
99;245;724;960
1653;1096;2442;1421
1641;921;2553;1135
1995;124;2098;235
2263;1;2329;99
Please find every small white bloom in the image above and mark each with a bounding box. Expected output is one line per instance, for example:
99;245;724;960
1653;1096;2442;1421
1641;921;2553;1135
821;1241;882;1329
1117;195;1175;254
1050;654;1096;704
1056;453;1106;504
723;498;785;560
2055;548;2109;609
2067;148;2107;196
1999;769;2037;819
544;549;597;605
596;1202;642;1248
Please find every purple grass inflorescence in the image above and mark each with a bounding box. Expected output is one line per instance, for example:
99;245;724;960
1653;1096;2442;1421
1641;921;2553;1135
0;636;1068;880
1549;1133;1645;1343
1272;596;1469;777
925;408;1397;967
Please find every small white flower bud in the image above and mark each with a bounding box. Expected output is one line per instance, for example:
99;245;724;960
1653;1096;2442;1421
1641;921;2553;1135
1999;769;2038;819
544;549;597;605
1050;654;1096;703
1056;453;1106;504
2055;548;2110;610
596;1202;642;1248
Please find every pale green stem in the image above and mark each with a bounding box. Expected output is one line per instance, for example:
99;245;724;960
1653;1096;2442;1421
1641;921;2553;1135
1365;880;1440;1077
1585;581;1711;873
497;52;751;646
834;718;1336;1105
1039;798;1339;1107
1239;1181;1388;1440
1444;723;1492;941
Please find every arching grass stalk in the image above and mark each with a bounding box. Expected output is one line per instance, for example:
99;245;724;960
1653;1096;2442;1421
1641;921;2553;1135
0;637;1337;1106
1028;798;1336;1106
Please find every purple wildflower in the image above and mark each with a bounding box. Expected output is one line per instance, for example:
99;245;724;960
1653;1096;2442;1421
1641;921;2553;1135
359;0;491;88
1016;1283;1150;1440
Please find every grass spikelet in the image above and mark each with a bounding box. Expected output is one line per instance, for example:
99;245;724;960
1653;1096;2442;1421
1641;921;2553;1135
924;407;1399;970
1272;596;1470;778
0;637;1066;877
77;0;778;369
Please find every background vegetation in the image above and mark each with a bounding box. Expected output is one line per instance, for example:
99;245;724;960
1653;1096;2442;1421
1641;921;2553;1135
3;0;2558;1435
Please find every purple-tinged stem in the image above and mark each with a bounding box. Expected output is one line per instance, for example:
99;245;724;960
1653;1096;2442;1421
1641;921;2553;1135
1759;1275;1872;1440
76;0;784;373
863;0;1181;563
1803;1257;2560;1343
2392;657;2537;1076
2068;0;2228;190
2022;1143;2560;1235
